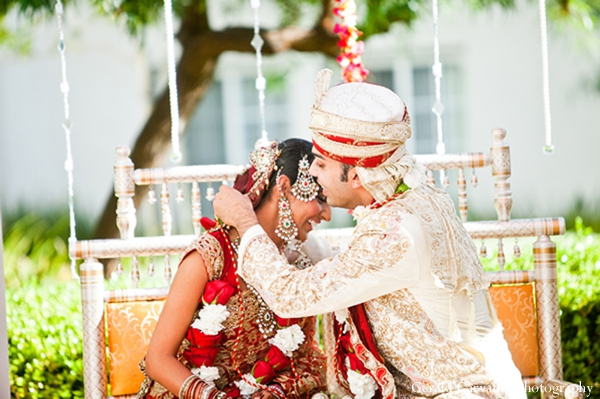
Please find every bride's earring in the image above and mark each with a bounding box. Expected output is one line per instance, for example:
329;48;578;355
275;185;299;250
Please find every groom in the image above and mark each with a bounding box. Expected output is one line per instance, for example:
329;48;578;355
214;69;524;399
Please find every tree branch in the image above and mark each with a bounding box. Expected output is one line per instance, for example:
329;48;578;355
94;3;340;272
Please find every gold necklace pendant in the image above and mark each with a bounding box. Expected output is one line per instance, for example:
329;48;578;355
247;284;277;339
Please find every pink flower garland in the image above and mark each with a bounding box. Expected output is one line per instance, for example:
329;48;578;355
333;0;369;82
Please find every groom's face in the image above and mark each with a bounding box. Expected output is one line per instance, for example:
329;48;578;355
309;148;357;209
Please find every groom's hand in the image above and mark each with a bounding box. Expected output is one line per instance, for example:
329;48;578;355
214;186;258;237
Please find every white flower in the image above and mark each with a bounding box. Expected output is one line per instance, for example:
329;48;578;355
234;374;259;396
191;366;220;385
346;369;377;399
334;309;350;333
191;304;230;335
351;206;368;222
269;324;305;356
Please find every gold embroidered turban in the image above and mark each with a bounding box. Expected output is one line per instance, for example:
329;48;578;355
308;69;412;168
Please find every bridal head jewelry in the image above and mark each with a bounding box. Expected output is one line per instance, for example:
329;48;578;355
234;141;281;207
291;154;319;202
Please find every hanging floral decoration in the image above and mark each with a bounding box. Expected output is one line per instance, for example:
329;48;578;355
333;0;369;82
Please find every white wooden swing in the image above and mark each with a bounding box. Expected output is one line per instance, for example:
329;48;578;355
53;0;581;398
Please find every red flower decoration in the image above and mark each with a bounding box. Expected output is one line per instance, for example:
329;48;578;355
184;330;222;367
264;345;291;371
223;386;241;398
275;315;301;328
333;0;369;82
187;329;223;348
183;344;221;367
202;280;236;305
252;360;276;384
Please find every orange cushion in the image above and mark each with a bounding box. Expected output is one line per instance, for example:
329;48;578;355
106;300;165;396
488;283;539;377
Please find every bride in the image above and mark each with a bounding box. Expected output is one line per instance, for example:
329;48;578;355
138;138;331;399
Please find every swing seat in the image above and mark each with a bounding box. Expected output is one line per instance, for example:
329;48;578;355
71;128;582;399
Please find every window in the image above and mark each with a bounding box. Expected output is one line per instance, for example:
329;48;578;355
412;65;463;153
184;81;226;165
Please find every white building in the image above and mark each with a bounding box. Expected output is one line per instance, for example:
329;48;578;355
1;0;599;229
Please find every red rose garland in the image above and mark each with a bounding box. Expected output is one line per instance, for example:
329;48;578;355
234;315;307;396
183;227;308;399
333;0;369;82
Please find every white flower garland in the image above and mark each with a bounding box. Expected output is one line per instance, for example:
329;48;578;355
268;324;305;356
346;369;377;399
191;366;220;386
191;304;230;336
235;374;259;396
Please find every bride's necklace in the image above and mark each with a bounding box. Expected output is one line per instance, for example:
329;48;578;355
220;225;276;339
247;284;277;338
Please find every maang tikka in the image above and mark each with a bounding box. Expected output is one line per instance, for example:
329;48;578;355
275;176;299;250
291;154;319;202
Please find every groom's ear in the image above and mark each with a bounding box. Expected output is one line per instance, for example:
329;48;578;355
348;168;363;189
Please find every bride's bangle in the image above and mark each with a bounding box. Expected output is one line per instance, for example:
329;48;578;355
179;375;198;399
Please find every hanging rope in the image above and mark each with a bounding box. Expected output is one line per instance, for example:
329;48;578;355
55;0;79;281
333;0;369;82
538;0;554;154
163;0;182;162
431;0;445;157
250;0;269;147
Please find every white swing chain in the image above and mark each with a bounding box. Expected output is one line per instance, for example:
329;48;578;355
538;0;554;154
55;0;79;281
250;0;269;146
164;0;183;162
431;0;446;184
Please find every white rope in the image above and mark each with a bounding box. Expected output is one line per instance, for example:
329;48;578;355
55;0;79;281
163;0;182;162
250;0;269;146
431;0;445;157
538;0;554;154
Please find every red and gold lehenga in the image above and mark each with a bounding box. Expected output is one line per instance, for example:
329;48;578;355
138;225;326;399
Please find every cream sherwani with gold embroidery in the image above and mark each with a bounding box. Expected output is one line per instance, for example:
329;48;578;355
237;186;524;399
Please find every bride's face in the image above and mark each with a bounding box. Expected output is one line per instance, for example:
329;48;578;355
289;191;331;242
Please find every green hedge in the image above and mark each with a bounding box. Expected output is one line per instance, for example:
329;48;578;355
7;283;84;398
556;219;600;396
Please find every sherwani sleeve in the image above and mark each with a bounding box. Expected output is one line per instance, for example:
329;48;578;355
238;208;421;317
271;316;326;397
